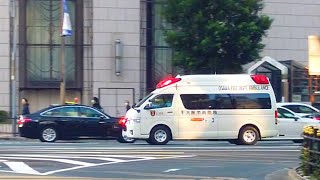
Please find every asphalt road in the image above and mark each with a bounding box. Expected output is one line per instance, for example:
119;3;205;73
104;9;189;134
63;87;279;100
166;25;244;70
0;139;302;180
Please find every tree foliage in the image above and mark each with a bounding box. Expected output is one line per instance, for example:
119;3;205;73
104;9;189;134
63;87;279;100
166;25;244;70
162;0;272;73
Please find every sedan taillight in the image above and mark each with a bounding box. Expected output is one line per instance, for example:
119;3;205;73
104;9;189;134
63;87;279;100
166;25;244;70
17;116;32;125
118;117;128;128
313;117;320;121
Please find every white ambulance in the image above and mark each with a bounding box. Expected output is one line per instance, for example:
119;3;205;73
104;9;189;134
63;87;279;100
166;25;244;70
121;74;278;145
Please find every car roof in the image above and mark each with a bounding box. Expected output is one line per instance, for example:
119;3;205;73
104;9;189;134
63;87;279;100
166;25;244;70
277;102;312;106
35;104;115;118
48;104;92;108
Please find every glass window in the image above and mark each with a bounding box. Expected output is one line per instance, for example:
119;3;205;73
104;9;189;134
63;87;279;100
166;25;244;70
277;108;295;118
43;107;79;117
180;93;271;110
298;106;316;113
232;93;271;109
147;94;174;109
135;93;153;108
284;105;316;114
79;107;102;118
20;0;83;88
283;105;298;113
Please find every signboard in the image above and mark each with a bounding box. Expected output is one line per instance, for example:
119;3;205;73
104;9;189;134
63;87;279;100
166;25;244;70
308;36;320;75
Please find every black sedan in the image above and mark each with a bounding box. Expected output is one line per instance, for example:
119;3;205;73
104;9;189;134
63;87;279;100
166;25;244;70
17;104;134;143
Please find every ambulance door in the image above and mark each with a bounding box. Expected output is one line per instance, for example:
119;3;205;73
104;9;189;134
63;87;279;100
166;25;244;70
178;94;218;139
139;94;175;135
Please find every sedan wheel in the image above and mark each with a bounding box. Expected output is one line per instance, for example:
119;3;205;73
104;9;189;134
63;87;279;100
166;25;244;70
40;127;58;142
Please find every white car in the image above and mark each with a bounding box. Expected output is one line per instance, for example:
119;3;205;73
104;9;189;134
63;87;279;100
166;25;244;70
271;106;320;141
277;102;319;117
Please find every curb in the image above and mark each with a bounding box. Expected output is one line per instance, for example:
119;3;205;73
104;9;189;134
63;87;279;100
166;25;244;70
288;168;307;180
0;136;34;141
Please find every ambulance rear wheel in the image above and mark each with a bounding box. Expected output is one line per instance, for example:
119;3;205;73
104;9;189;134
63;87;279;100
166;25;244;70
238;126;259;145
149;126;171;145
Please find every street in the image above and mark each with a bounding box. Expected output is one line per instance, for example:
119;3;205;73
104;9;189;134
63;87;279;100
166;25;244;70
0;139;302;180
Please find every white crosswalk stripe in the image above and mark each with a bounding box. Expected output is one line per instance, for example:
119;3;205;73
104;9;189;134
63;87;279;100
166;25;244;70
3;161;41;175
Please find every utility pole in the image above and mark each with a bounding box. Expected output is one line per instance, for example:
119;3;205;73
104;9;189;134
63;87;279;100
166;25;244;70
60;0;66;105
60;38;66;105
10;0;18;136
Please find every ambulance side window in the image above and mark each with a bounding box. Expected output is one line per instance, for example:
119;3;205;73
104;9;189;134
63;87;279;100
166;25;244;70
146;94;174;109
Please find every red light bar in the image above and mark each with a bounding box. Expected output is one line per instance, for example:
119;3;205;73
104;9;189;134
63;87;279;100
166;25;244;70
156;77;181;89
250;75;269;84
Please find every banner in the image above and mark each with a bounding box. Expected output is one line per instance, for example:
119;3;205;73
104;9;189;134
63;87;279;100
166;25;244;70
61;0;72;36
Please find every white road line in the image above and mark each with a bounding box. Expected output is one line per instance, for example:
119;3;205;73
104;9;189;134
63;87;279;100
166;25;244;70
3;161;41;175
0;145;301;150
83;155;158;159
164;168;181;172
0;156;95;166
9;149;299;153
0;154;195;176
2;154;130;163
42;155;195;175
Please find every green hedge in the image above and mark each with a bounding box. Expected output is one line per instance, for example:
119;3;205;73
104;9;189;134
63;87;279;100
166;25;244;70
0;110;9;123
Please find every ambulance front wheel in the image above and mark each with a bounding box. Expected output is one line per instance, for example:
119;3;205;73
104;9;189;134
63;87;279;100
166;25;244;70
148;126;171;145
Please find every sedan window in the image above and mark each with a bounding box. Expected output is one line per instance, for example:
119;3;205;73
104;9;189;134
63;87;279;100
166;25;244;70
283;105;316;114
79;107;103;118
277;108;295;119
43;107;79;117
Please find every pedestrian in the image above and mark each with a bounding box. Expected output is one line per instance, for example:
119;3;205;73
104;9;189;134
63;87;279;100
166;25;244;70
21;98;30;115
125;100;131;112
91;97;103;112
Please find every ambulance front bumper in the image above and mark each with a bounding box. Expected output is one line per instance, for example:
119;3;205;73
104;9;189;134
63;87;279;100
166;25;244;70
123;120;149;139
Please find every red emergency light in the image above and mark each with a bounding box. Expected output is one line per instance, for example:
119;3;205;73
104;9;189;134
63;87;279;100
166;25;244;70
250;75;269;84
156;77;181;89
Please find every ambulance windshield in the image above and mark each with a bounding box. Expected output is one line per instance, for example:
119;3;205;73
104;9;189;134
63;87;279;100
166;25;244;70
134;93;154;108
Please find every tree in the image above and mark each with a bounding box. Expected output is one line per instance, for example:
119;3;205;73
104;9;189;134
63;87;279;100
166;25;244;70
162;0;272;74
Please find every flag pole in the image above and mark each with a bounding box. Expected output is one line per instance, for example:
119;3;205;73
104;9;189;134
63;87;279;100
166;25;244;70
60;0;65;105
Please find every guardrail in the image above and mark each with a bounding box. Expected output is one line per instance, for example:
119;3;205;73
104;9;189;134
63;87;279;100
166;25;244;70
300;125;320;179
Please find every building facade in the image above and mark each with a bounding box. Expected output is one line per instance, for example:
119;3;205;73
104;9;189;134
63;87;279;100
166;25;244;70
0;0;319;116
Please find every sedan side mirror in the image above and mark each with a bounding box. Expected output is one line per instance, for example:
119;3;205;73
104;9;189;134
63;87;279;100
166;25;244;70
294;116;299;121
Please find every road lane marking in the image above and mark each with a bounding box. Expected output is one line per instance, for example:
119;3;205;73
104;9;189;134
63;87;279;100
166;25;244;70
0;145;301;150
164;168;181;172
0;153;195;176
3;161;41;175
41;155;195;175
0;156;95;166
1;154;154;163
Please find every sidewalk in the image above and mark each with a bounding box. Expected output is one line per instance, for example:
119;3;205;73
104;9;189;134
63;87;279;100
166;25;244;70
0;134;26;141
288;169;306;180
263;168;305;180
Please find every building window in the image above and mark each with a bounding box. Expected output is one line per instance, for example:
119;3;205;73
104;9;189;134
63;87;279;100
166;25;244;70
19;0;83;89
145;0;176;92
